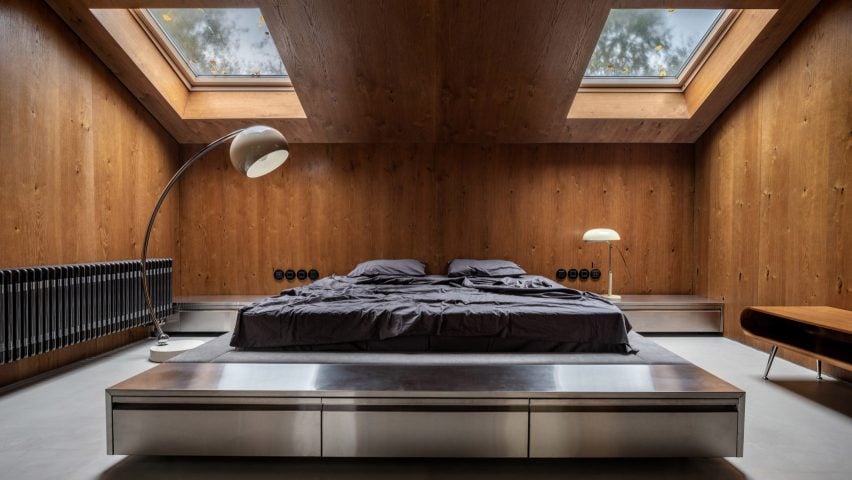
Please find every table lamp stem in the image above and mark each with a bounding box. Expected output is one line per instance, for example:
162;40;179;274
608;242;613;297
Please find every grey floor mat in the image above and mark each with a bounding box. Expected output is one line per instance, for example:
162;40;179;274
169;331;688;365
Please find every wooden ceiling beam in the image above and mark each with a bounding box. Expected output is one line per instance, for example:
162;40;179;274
261;0;438;143
437;0;612;142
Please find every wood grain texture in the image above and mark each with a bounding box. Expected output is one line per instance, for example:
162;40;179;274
695;0;851;378
45;4;193;141
436;0;610;142
48;0;818;144
0;0;180;269
741;306;852;372
745;307;852;335
262;0;439;143
568;92;690;120
0;0;179;379
177;143;694;296
677;1;820;142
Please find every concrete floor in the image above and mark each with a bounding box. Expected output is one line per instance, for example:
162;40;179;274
0;335;849;480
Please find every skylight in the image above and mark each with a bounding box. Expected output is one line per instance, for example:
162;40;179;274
584;9;728;87
143;8;289;87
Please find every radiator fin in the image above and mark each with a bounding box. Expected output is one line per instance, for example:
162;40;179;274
0;259;172;364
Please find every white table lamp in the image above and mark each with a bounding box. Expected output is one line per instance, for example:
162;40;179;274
582;228;621;301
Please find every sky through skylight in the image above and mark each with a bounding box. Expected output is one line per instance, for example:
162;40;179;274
148;8;287;78
585;9;724;79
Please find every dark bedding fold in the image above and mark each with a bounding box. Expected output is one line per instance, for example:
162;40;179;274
230;275;635;353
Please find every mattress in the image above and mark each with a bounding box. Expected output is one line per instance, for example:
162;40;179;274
172;331;687;365
230;274;636;353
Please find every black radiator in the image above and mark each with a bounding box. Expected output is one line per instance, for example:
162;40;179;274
0;259;172;364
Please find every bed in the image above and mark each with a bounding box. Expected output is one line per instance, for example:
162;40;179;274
105;259;745;458
231;271;635;354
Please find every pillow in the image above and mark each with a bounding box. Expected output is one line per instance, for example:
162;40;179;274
347;259;427;277
447;259;526;277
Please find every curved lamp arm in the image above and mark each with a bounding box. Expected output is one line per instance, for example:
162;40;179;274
141;130;243;345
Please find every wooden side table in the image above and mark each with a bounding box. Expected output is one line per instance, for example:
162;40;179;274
740;306;852;380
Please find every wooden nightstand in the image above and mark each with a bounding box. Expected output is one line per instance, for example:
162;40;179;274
617;295;724;334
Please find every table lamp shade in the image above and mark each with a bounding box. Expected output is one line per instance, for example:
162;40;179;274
582;228;621;242
230;125;289;178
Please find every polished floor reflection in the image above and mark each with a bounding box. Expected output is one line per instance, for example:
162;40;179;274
99;456;747;480
0;335;849;480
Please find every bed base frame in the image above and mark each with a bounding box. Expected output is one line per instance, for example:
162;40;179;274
106;362;744;458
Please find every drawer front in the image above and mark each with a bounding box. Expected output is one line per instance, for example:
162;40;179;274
111;398;321;456
177;310;238;333
529;400;739;457
625;310;722;333
322;399;528;457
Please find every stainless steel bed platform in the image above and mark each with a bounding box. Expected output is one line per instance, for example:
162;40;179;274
106;357;745;458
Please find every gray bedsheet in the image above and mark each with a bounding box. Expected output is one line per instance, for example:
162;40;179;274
231;275;635;353
172;331;688;365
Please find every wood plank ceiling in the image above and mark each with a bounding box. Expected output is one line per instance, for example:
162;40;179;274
47;0;818;144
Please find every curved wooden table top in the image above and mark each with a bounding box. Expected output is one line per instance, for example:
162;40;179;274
741;306;852;371
743;306;852;335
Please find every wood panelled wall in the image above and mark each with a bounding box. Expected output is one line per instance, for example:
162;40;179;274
0;0;179;385
695;0;851;379
178;143;694;296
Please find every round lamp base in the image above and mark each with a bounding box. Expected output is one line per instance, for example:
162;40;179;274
601;294;622;302
149;339;206;363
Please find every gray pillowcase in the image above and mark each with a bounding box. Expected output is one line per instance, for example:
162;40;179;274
447;259;527;277
348;259;427;277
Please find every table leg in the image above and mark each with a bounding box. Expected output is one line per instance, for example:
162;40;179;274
763;345;778;380
817;359;822;380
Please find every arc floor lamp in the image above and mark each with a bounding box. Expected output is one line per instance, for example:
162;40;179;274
582;228;621;301
142;125;289;362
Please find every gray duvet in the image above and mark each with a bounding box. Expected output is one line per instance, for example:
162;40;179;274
230;275;635;354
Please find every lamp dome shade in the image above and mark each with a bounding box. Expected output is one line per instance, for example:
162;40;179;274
582;228;621;242
229;125;289;178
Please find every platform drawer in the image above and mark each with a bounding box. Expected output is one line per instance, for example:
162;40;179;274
624;310;722;333
322;398;528;457
109;396;321;456
529;399;740;457
176;309;238;332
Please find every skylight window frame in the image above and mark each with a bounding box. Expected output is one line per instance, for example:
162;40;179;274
131;8;293;91
580;9;741;91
